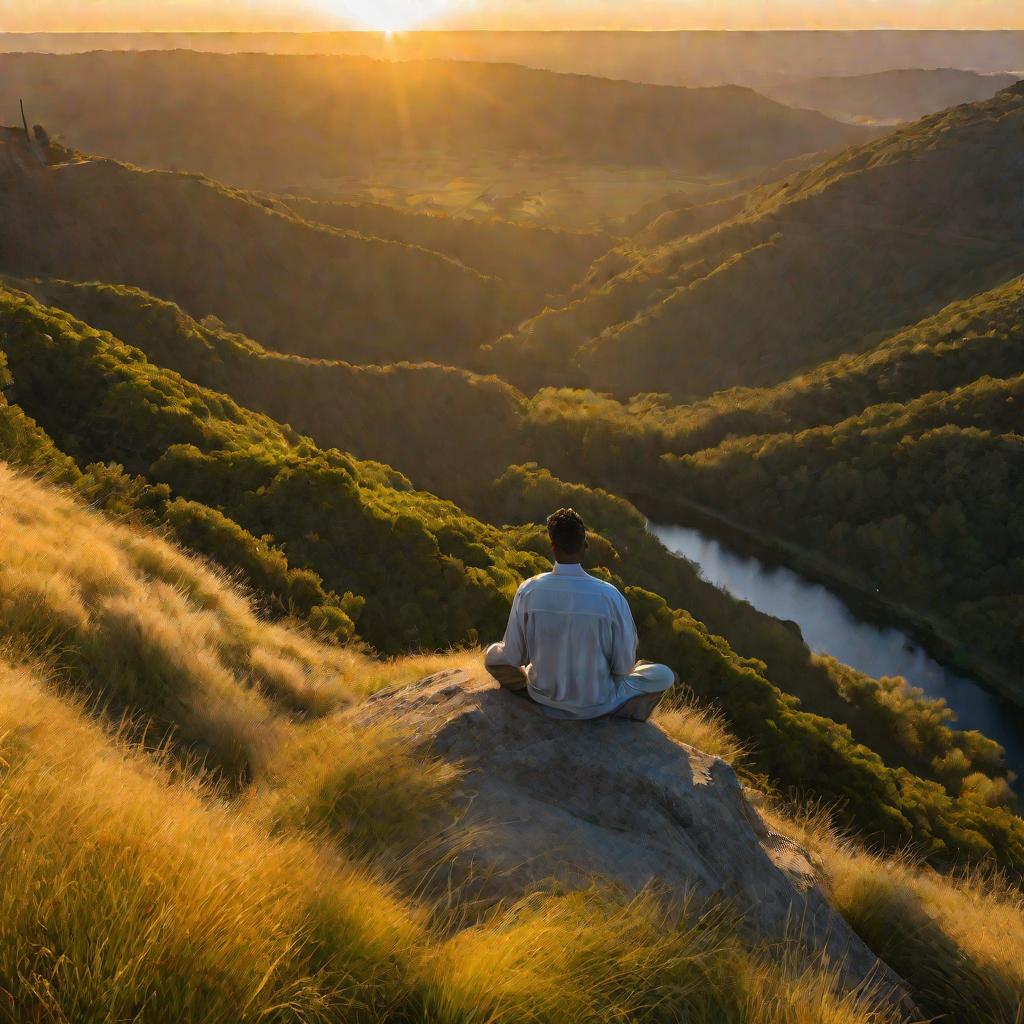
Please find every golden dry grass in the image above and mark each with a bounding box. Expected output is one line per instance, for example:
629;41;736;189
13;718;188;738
653;692;747;765
0;649;906;1024
0;656;428;1023
762;802;1024;1024
0;463;358;773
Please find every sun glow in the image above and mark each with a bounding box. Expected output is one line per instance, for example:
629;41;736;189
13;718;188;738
328;0;455;32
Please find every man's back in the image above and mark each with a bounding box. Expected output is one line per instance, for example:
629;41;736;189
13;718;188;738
485;507;676;722
511;563;637;717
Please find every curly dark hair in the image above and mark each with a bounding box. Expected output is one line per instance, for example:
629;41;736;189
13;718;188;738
547;507;587;555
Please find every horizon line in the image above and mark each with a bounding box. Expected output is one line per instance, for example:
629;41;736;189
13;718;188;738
5;27;1024;35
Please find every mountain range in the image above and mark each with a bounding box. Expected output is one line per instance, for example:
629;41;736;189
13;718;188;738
492;81;1024;399
0;50;872;190
761;68;1022;124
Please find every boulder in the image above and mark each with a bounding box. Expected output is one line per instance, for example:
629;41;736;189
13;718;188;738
356;668;906;999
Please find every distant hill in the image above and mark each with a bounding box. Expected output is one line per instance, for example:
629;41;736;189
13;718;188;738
763;68;1022;124
0;129;527;364
491;82;1024;400
277;194;611;296
0;51;872;189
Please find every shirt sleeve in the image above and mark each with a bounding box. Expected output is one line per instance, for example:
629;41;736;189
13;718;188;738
495;586;529;667
610;592;639;679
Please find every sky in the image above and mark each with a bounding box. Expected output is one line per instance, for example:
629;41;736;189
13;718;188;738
2;0;1023;33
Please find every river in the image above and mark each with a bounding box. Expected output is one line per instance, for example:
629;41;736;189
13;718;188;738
651;522;1024;783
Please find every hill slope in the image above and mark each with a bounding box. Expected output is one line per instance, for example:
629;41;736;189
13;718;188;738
4;464;1023;1021
586;274;1024;458
0;282;548;652
0;128;525;365
763;68;1022;124
492;82;1024;399
663;373;1024;702
6;276;528;506
0;50;871;187
277;193;612;296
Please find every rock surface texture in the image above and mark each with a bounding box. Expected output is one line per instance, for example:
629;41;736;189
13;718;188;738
356;668;904;997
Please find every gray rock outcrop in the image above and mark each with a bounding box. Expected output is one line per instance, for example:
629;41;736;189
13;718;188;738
356;668;906;999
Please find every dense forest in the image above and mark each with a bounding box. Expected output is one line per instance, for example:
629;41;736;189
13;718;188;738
520;277;1024;698
5;276;528;507
663;376;1024;697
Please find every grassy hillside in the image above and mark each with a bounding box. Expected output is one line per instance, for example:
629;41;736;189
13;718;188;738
0;50;871;188
762;68;1022;124
491;82;1024;399
0;463;1021;1022
0;129;527;365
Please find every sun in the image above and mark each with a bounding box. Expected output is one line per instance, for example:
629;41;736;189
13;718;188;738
328;0;454;32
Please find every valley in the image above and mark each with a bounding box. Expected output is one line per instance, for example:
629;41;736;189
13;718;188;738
1;36;1023;1023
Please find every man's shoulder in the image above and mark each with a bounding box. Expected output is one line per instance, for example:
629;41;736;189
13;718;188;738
588;574;629;605
518;571;554;595
519;570;626;602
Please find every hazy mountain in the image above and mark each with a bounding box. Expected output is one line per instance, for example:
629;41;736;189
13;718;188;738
3;30;1024;88
0;51;872;191
763;68;1022;124
491;82;1024;399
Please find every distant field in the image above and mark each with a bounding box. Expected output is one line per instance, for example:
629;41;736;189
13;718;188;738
296;155;716;229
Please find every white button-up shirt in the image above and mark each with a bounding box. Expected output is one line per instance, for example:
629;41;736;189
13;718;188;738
493;561;641;719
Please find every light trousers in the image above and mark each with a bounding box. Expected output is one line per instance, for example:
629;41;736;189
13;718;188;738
484;645;676;722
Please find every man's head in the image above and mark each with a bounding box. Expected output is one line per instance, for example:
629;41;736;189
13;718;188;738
547;507;588;564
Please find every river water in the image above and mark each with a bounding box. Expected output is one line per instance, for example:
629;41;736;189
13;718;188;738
651;522;1024;782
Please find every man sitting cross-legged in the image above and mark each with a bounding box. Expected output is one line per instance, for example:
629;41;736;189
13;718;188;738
485;507;677;721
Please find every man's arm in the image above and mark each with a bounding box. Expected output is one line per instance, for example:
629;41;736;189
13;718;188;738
489;587;529;667
610;592;639;679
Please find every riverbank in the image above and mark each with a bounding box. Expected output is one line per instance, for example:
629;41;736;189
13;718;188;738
633;489;1024;714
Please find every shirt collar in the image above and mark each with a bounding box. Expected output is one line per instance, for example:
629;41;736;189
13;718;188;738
552;561;587;577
